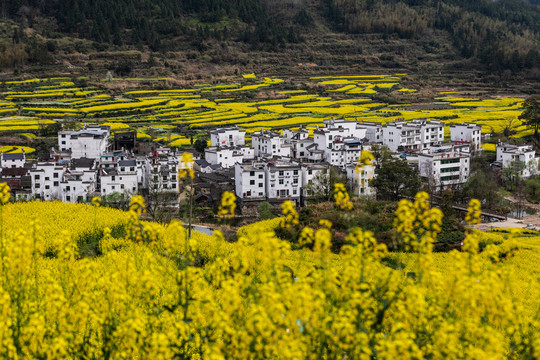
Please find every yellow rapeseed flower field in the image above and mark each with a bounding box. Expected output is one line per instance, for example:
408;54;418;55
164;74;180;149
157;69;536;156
0;190;538;358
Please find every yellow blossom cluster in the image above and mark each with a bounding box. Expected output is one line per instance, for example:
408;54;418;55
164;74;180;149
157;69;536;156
0;186;537;358
217;191;236;218
178;152;195;180
333;183;353;210
279;200;299;229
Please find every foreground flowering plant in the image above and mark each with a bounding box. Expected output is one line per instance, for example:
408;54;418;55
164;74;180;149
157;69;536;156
0;182;537;359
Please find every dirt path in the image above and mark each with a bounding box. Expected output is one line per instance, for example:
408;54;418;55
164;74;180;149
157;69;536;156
474;196;540;231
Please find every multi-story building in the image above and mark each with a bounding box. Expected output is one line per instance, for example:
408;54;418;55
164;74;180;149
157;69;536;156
265;160;302;203
205;146;254;168
418;149;470;189
450;123;482;151
359;121;383;143
496;143;539;178
326;138;364;168
383;120;444;153
60;158;97;203
346;163;376;198
234;162;267;200
145;149;179;192
209;127;246;147
252;130;291;158
100;160;138;197
58;125;110;159
29;163;65;200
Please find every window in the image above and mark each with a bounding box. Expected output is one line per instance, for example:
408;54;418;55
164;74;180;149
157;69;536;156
329;135;333;140
121;184;125;189
172;184;177;189
259;192;263;196
293;178;298;184
293;170;298;175
45;177;50;181
35;183;40;188
66;196;70;201
279;179;284;185
61;141;66;145
279;171;284;176
53;173;59;178
112;176;116;181
250;171;255;176
54;181;59;186
308;170;312;175
258;183;263;188
293;189;297;195
66;186;70;191
130;167;135;172
112;186;115;190
250;180;255;185
273;145;276;149
45;185;50;190
258;174;263;179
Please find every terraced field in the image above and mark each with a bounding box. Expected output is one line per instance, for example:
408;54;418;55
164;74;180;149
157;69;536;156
0;74;528;152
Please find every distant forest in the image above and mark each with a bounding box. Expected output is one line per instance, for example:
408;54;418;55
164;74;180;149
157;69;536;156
0;0;539;72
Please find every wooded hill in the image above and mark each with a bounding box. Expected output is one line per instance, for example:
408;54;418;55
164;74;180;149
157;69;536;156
0;0;539;78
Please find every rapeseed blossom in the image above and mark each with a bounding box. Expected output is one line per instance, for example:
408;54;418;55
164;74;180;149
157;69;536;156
218;191;236;218
333;183;353;210
280;201;299;229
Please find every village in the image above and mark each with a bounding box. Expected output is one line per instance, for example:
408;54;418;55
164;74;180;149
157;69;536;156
0;119;538;218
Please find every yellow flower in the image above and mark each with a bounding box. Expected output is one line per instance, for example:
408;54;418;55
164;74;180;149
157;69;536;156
218;191;236;218
179;152;195;180
465;199;482;225
280;200;299;229
356;150;374;172
333;183;353;211
91;196;101;207
0;182;10;205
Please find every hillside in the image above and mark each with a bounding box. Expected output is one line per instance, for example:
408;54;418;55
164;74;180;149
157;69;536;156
0;0;538;83
0;192;539;357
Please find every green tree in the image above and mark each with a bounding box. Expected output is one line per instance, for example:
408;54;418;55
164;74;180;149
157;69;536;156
519;95;540;137
257;201;275;220
304;167;346;202
194;139;207;154
371;159;420;201
461;169;501;210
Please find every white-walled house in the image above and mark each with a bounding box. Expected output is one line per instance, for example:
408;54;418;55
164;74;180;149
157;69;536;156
382;120;444;153
450;123;482;151
496;143;539;178
205;146;246;168
322;118;366;139
252;130;291;158
145;150;179;193
326;138;364;168
283;128;310;141
346;163;376;198
210;127;246;147
29;163;64;200
58;125;110;159
1;152;26;169
265;160;302;202
234;162;267;200
359;121;383;143
418;150;470;189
